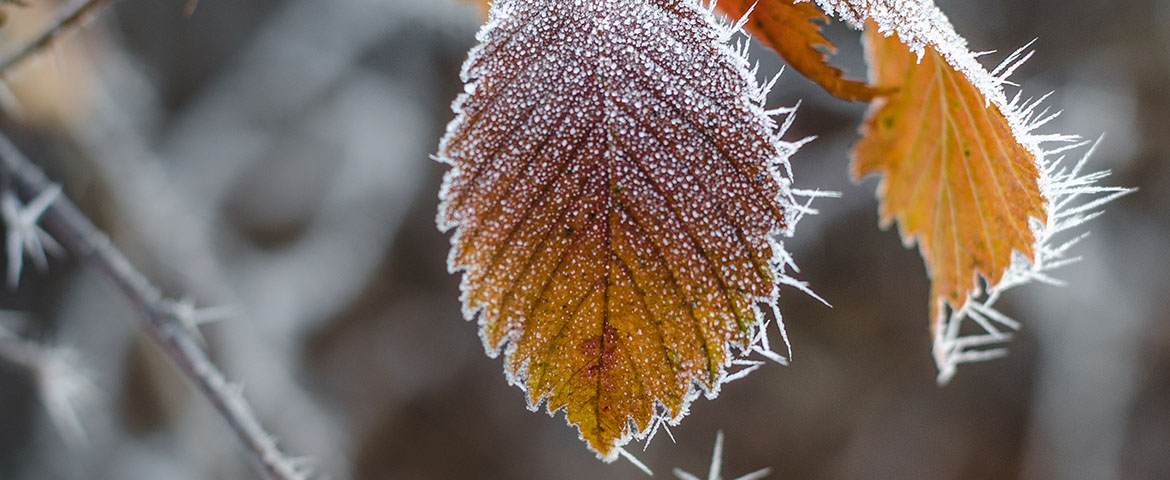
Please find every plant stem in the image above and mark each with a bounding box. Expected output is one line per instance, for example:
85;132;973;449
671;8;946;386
0;131;307;480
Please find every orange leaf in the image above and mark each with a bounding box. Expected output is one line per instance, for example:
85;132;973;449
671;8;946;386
438;0;798;459
716;0;882;102
853;24;1046;328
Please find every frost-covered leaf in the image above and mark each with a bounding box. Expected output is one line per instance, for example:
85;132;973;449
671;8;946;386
811;0;1015;116
854;24;1044;326
715;0;882;101
829;4;1131;381
437;0;804;459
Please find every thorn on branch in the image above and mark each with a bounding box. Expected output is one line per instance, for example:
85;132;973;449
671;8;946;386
165;297;240;346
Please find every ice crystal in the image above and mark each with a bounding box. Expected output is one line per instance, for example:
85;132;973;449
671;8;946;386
673;431;771;480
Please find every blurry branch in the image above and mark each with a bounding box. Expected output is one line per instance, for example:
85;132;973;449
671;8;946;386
0;131;308;480
0;0;122;76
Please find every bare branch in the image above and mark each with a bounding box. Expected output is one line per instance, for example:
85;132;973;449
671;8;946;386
0;0;122;76
0;131;308;480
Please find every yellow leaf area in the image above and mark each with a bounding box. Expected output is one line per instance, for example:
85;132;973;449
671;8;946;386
854;25;1045;327
438;0;790;459
715;0;882;101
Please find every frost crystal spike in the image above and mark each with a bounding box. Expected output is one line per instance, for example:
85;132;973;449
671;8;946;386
436;0;809;459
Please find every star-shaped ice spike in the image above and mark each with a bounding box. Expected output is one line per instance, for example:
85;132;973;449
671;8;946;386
3;185;64;288
673;431;771;480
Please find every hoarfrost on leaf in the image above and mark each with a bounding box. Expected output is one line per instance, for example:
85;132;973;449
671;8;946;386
437;0;821;459
714;0;885;101
815;0;1133;381
933;135;1132;383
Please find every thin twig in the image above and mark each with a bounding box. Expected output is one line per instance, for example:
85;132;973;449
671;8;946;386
0;0;122;76
0;132;307;480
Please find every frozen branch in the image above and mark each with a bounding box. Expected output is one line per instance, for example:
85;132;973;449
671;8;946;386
0;0;122;76
0;131;307;480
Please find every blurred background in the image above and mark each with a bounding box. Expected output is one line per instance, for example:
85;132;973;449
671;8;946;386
0;0;1164;478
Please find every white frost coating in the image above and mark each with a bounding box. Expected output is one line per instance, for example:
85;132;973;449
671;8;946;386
808;0;1133;382
809;0;1023;113
437;0;823;459
932;133;1132;383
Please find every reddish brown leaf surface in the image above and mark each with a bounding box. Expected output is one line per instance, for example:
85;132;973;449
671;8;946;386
438;0;795;459
716;0;882;102
854;25;1045;325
